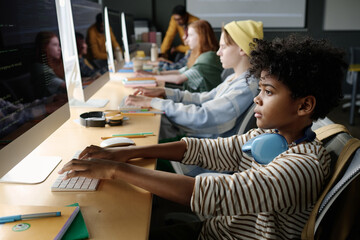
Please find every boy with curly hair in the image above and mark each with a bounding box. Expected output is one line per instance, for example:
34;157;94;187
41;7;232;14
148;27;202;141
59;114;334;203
59;35;347;239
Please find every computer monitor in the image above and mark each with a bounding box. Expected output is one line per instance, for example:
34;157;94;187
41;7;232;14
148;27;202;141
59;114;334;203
121;12;137;64
121;12;131;64
0;0;70;183
55;0;109;108
105;7;116;73
108;8;122;52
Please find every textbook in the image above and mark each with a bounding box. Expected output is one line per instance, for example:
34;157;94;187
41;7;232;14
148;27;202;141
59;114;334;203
0;204;79;240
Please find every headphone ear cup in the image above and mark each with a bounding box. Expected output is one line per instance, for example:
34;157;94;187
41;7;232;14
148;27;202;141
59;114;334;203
247;133;288;164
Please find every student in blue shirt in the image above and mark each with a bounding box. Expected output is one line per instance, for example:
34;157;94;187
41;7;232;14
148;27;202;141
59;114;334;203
126;20;263;140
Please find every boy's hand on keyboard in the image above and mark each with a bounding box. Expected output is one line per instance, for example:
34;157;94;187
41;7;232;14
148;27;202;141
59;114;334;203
79;145;131;163
59;158;121;180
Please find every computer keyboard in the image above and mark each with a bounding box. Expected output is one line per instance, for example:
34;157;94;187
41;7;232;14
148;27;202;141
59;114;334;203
51;151;99;192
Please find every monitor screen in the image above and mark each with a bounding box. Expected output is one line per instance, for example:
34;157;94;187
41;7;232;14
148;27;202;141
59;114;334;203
57;0;109;107
121;12;137;63
104;7;115;73
108;9;122;50
124;13;136;46
0;0;70;183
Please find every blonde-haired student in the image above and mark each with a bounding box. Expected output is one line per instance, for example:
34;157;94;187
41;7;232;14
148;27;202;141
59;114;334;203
59;35;347;239
126;20;263;142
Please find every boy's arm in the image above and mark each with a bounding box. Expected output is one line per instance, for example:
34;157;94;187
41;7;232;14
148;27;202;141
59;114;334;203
60;141;195;206
78;141;188;163
182;133;260;172
114;163;195;205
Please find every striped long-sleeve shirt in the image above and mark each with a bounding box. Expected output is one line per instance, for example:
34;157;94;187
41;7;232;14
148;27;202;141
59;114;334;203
181;128;331;239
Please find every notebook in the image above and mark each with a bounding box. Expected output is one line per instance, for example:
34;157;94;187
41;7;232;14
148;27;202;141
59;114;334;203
0;204;79;240
62;203;89;240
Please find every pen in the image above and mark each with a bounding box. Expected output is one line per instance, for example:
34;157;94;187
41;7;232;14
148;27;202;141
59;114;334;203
121;112;155;116
112;132;154;137
121;111;165;114
101;135;151;140
0;211;61;224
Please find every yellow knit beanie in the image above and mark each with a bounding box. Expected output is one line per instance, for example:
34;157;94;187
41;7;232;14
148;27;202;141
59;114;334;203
224;20;263;56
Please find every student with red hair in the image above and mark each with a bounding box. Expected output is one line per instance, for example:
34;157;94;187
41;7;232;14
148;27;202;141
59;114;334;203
136;20;223;93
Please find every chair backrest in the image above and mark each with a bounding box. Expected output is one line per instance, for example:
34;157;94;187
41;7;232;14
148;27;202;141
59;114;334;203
237;102;257;135
221;68;234;82
349;47;360;65
314;147;360;240
312;118;352;164
302;118;360;240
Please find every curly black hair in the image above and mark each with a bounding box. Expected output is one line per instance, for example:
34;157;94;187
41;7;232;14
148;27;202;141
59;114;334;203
249;34;348;120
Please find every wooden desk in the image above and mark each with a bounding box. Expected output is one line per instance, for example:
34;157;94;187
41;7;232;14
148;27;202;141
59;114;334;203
0;72;161;239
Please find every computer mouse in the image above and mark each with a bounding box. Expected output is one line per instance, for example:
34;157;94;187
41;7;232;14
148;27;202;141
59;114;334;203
100;137;135;148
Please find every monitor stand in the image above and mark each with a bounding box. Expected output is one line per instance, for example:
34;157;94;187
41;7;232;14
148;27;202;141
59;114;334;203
0;156;61;184
69;99;109;108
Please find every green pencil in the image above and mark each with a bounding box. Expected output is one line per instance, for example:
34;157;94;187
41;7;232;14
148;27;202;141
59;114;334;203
112;132;154;137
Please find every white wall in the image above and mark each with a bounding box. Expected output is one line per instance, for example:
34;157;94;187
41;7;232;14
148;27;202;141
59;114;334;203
324;0;360;30
186;0;306;28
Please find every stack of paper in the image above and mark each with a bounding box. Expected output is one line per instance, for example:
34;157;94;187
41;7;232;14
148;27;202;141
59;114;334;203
122;77;157;88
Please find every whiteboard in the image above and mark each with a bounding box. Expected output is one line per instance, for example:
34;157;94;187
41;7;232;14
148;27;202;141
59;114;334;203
324;0;360;30
186;0;306;28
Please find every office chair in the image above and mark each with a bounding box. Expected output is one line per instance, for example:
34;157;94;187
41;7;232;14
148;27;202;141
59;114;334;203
342;47;360;125
220;68;234;82
237;102;257;135
313;146;360;240
302;118;360;240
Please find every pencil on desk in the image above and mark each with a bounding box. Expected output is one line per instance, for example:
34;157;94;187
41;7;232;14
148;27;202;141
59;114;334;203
112;132;154;136
101;135;148;140
121;110;165;114
121;112;156;116
102;132;155;139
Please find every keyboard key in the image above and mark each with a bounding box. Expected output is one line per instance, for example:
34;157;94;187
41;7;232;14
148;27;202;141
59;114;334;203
51;151;100;192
